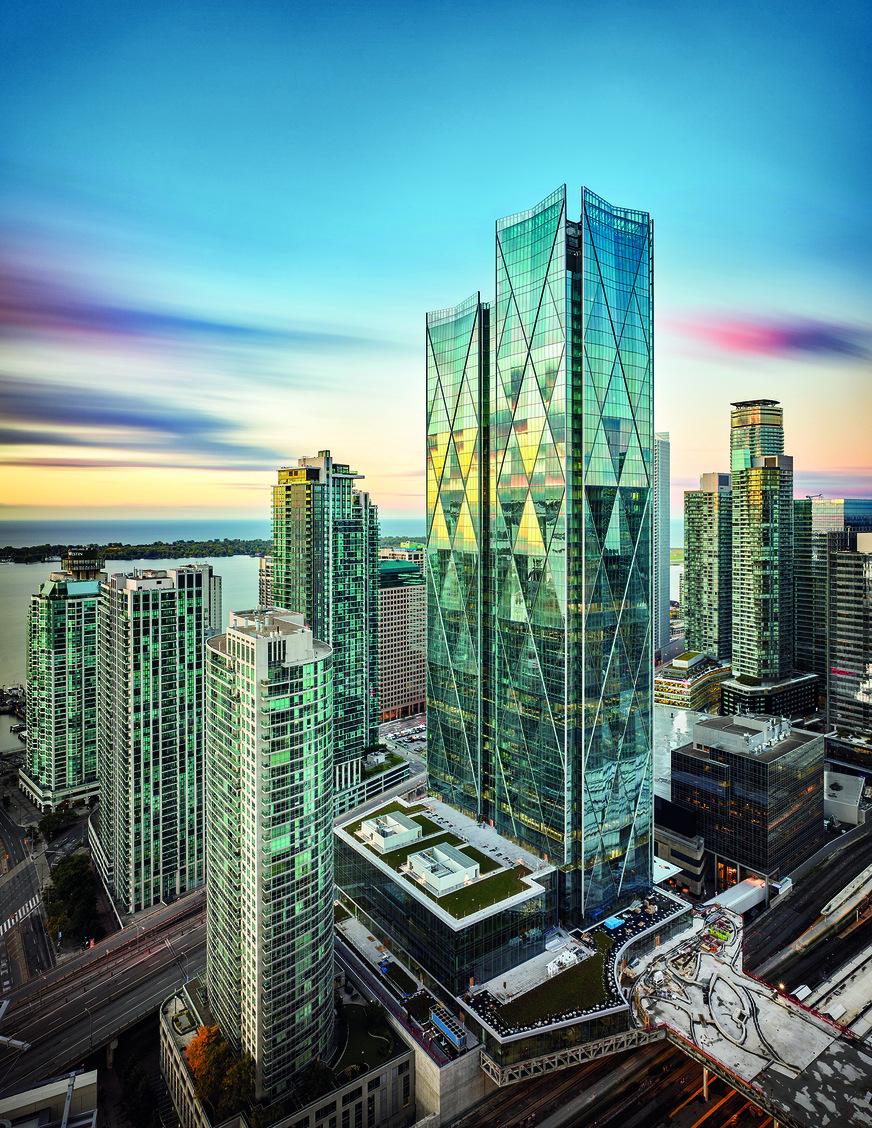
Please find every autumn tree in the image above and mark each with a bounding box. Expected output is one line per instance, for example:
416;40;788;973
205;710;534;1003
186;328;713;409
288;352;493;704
185;1025;254;1117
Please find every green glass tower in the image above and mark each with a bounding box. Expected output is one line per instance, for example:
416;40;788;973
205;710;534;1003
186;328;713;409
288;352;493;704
683;473;732;662
729;400;794;681
205;609;334;1100
272;452;378;808
92;565;219;912
21;549;104;811
427;186;654;924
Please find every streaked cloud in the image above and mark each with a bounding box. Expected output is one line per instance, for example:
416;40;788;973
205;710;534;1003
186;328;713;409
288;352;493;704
673;315;871;360
0;248;399;355
794;470;872;496
0;375;281;468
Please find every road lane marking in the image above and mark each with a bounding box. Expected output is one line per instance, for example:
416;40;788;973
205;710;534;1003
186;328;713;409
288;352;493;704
0;896;39;939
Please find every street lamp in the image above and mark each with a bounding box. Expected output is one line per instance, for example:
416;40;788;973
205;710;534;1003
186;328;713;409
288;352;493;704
84;1003;93;1050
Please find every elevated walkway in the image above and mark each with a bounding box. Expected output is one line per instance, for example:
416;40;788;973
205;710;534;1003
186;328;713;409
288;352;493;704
632;906;872;1127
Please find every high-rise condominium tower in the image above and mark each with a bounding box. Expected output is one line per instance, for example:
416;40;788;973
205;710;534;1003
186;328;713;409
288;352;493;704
653;432;671;653
794;498;872;684
21;548;104;811
272;452;378;805
683;473;732;662
427;186;653;923
730;400;794;680
826;531;872;739
721;401;817;716
205;610;334;1100
92;564;220;912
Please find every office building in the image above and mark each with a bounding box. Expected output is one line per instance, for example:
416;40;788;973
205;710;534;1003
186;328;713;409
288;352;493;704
671;714;824;888
335;796;557;995
205;609;334;1100
426;186;653;925
653;651;731;714
654;432;671;654
378;560;425;722
91;564;220;913
258;555;273;606
683;473;732;662
827;532;872;740
20;548;104;812
722;400;817;716
379;542;425;574
272;452;379;803
794;498;872;685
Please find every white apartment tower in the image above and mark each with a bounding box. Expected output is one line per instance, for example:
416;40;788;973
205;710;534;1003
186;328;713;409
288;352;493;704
205;609;334;1101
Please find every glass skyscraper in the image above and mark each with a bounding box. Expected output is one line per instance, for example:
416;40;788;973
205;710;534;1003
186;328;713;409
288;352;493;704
272;452;379;806
427;186;654;924
91;565;220;912
683;473;732;662
205;609;334;1100
653;432;671;653
21;549;104;811
729;400;794;681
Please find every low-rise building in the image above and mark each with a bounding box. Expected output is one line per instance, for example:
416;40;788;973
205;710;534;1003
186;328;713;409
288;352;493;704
654;796;707;898
654;651;731;714
378;543;424;573
161;979;416;1128
720;670;819;720
335;796;557;996
671;714;825;891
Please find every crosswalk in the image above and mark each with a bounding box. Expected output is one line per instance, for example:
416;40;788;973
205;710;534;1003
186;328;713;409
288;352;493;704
0;895;39;939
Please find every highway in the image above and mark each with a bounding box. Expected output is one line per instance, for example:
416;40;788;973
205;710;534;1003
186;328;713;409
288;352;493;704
0;890;205;1092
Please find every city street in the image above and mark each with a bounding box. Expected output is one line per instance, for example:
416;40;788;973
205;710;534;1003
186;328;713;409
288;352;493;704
0;892;206;1091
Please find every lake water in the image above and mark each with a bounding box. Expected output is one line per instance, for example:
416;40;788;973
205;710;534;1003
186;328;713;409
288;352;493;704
0;516;424;550
0;555;263;687
0;516;426;688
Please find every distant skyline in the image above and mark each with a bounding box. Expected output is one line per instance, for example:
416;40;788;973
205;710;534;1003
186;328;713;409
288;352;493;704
2;0;870;522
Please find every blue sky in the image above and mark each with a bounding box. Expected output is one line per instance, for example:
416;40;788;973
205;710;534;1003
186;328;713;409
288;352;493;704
1;0;869;519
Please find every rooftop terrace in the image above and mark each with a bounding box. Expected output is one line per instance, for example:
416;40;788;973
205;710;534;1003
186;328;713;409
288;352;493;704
461;888;690;1040
336;796;555;925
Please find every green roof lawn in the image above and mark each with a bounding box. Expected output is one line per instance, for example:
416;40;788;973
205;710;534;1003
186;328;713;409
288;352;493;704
457;844;501;874
499;933;614;1026
380;831;462;868
408;865;533;918
410;813;441;836
362;751;405;778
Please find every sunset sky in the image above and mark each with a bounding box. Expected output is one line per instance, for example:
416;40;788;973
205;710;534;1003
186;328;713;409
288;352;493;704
1;0;870;524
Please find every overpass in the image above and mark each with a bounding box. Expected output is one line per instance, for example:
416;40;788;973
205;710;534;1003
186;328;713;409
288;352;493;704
632;904;872;1128
0;892;205;1092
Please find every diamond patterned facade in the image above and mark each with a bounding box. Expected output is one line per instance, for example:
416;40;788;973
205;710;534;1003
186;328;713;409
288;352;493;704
427;187;654;925
426;294;489;817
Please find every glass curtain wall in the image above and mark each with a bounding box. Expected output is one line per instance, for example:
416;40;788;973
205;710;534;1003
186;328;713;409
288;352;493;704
426;294;489;818
427;187;653;925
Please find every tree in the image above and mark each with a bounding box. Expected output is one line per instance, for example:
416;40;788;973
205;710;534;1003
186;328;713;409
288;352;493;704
185;1025;254;1118
38;811;76;841
185;1025;223;1087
